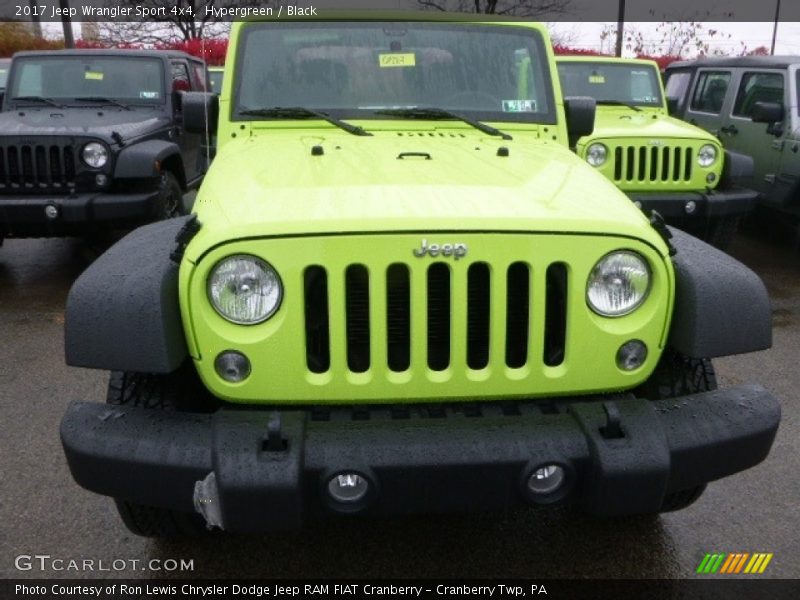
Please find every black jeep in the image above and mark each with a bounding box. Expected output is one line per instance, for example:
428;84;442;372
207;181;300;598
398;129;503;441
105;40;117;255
0;49;210;241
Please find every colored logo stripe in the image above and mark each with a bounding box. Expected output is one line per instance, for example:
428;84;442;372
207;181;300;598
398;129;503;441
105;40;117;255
697;552;773;574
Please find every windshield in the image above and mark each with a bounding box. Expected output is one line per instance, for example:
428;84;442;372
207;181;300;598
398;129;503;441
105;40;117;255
0;59;9;89
557;61;663;107
8;55;165;105
234;21;556;124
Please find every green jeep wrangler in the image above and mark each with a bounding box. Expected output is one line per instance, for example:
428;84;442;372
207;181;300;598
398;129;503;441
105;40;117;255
60;16;779;537
557;57;758;248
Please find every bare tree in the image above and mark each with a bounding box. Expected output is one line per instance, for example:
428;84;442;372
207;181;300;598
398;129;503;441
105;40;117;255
93;0;267;43
416;0;575;18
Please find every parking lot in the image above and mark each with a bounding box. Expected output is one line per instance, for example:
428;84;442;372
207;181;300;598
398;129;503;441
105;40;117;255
0;220;798;580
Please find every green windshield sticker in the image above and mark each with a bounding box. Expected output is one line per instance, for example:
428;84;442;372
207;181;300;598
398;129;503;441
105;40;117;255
379;53;416;68
140;91;158;99
589;74;605;84
502;99;536;112
85;71;104;81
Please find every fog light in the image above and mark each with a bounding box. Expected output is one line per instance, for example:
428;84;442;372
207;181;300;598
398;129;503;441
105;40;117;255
214;350;251;382
527;465;565;495
327;472;369;503
706;173;716;184
616;340;648;371
44;205;58;219
95;174;109;187
685;200;697;214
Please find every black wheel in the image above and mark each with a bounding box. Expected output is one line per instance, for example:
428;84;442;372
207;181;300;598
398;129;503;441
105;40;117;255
636;349;715;513
107;364;216;537
636;348;717;401
156;171;185;219
705;215;740;250
659;484;707;512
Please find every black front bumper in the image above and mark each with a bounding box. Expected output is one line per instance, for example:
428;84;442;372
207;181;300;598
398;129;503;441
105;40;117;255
0;189;160;237
60;385;779;532
628;187;757;220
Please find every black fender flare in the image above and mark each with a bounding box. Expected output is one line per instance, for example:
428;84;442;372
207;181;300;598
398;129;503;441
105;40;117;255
113;139;182;180
65;217;192;373
720;149;755;186
668;227;771;358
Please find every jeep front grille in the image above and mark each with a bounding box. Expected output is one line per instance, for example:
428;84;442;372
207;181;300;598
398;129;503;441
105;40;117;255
0;142;77;193
303;260;567;375
612;145;693;183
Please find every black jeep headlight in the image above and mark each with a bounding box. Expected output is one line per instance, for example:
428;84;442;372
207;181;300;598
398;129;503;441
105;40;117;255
208;255;282;324
81;142;108;168
586;251;650;317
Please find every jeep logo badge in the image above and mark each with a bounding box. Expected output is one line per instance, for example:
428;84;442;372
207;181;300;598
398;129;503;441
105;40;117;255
413;239;468;260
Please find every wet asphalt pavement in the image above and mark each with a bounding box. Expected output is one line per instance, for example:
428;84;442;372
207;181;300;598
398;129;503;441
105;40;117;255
0;221;798;581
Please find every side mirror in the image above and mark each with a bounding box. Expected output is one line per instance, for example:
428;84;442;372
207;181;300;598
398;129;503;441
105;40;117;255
751;101;783;124
564;96;595;147
182;92;219;135
0;91;4;109
752;101;785;137
666;96;678;115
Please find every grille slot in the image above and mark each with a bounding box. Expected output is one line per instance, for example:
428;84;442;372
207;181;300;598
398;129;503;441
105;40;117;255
505;262;530;368
544;263;567;367
611;144;694;183
0;142;77;192
466;262;490;370
304;266;330;373
426;263;451;371
345;265;371;373
386;264;411;372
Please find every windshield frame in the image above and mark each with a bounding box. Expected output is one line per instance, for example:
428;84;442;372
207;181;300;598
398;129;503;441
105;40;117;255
557;60;665;108
232;21;558;126
6;54;167;107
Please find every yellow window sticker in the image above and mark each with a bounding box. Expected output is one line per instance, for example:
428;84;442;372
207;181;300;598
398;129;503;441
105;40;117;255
589;74;605;84
85;71;104;81
379;53;416;68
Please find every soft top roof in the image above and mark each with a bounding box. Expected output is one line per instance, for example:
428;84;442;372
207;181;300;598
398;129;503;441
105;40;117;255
666;55;800;70
12;49;201;62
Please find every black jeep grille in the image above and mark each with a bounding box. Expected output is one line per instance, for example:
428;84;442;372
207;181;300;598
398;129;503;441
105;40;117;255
302;260;566;376
0;142;77;194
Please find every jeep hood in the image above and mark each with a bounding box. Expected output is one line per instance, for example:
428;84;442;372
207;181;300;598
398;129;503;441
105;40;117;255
0;107;169;143
584;108;717;142
191;130;667;257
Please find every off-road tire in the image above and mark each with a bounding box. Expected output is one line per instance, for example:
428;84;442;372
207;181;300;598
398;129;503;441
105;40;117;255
638;349;717;401
705;215;740;250
156;171;185;219
107;364;215;537
637;349;716;512
659;484;707;512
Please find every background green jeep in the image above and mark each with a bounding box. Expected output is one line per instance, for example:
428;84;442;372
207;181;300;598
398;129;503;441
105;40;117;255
60;16;778;537
557;57;758;249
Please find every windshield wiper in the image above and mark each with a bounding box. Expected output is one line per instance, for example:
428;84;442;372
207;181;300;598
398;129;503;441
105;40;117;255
12;96;64;108
74;96;131;110
238;106;371;136
596;100;642;112
374;107;512;141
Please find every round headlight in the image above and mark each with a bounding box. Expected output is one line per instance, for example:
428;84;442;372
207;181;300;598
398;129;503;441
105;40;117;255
697;144;717;168
208;255;282;324
587;251;651;317
81;142;108;168
586;143;608;167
